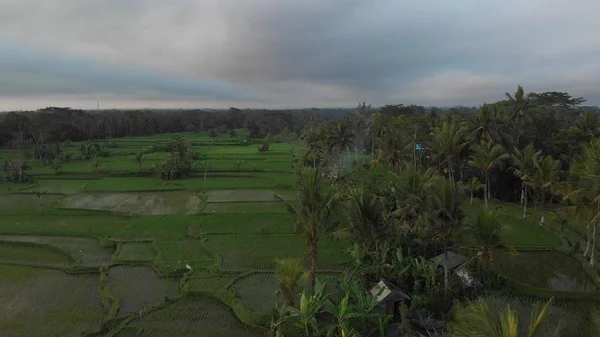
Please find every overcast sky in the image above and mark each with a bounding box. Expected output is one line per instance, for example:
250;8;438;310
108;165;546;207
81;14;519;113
0;0;599;111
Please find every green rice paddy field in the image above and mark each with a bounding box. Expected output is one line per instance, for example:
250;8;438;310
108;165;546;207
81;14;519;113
0;132;319;336
0;131;598;336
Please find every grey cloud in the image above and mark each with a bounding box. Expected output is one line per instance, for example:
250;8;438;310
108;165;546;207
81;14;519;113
0;42;259;101
0;0;599;109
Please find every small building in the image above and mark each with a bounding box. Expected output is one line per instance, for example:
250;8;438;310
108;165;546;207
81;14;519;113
430;251;468;270
370;278;411;317
430;251;477;286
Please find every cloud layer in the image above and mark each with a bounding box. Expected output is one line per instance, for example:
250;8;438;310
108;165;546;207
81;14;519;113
1;0;599;110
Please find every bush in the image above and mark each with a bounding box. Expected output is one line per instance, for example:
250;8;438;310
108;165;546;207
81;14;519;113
51;158;62;174
34;143;63;164
153;138;197;180
79;141;110;159
60;152;73;162
258;143;269;152
1;159;31;183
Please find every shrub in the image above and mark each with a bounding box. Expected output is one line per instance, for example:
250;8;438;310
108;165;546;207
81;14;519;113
51;158;62;174
60;152;73;162
236;159;247;170
91;156;101;170
258;143;269;152
153;138;197;180
134;152;145;170
208;129;217;145
1;159;31;183
79;141;109;159
33;143;63;164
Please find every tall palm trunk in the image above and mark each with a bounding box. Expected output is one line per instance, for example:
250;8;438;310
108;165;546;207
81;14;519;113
539;190;547;226
308;241;317;293
371;139;375;158
540;211;546;226
443;249;449;296
347;147;351;168
523;186;528;219
470;189;474;205
483;171;489;208
487;175;491;201
448;159;454;186
584;220;592;257
591;222;597;267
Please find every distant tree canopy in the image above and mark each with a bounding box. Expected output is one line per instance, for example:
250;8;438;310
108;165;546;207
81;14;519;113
0;107;343;147
0;91;596;162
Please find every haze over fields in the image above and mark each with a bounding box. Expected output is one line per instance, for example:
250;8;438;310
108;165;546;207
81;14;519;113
1;0;599;110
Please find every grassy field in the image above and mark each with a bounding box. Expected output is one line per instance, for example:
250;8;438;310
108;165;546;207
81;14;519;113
0;131;594;336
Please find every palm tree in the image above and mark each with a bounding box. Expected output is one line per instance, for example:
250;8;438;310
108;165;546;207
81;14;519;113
431;120;468;185
390;166;436;222
468;141;509;207
275;258;307;306
567;139;600;265
575;111;600;139
509;143;541;219
302;147;326;168
374;124;413;169
429;176;464;295
465;176;484;204
464;104;503;143
467;207;504;278
275;167;338;292
327;122;355;175
505;85;532;124
339;188;391;252
367;112;386;157
350;101;372;161
449;296;560;337
300;126;327;168
533;155;561;226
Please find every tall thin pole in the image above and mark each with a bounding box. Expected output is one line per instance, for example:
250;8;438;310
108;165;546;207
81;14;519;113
97;101;99;111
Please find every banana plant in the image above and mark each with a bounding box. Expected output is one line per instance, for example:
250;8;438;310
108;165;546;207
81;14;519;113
288;279;327;337
412;257;439;296
325;292;361;337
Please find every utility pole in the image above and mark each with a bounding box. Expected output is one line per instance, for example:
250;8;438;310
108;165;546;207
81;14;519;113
97;101;100;111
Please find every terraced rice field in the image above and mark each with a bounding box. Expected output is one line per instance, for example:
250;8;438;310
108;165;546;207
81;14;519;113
127;296;265;337
0;235;112;266
0;133;305;335
0;265;104;337
108;266;180;317
492;251;597;291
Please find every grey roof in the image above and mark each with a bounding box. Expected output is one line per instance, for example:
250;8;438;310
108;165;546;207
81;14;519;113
430;251;468;270
369;278;411;302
